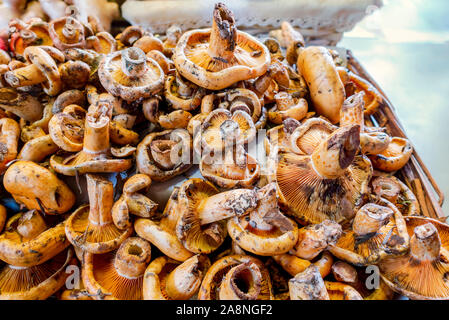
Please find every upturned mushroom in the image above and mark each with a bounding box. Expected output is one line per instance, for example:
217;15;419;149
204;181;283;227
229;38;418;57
86;31;117;54
136;129;192;182
8;19;53;58
143;255;210;300
227;183;299;256
369;137;413;172
329;199;410;266
48;16;86;51
82;237;151;300
0;117;19;172
198;254;273;300
176;178;258;254
268;91;308;124
50;98;133;175
99;46;164;102
173;3;270;90
276;125;372;224
0;210;70;267
288;265;330;300
379;216;449;300
112;174;158;229
164;72;205;111
65;174;133;254
48;104;86;152
4;160;75;214
4;45;65;96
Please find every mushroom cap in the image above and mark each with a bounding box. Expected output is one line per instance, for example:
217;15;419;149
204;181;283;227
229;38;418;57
198;254;273;300
0;213;70;267
48;16;86;50
48;104;86;152
175;178;228;254
379;216;449;300
325;281;363;300
276;152;372;224
264;119;301;155
173;4;270;90
0;248;74;300
369;137;413;172
99;47;164;102
4;161;76;215
164;73;204;111
0;117;20;173
289;118;337;155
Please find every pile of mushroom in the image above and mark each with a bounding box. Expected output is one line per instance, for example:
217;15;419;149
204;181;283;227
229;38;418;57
0;2;444;300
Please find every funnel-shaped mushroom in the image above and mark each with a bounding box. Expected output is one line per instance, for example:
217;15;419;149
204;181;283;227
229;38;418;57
0;118;19;173
143;255;210;300
99;47;164;102
276;125;372;224
198;254;273;300
0;248;74;300
65;174;133;254
173;3;270;90
4;161;75;215
228;183;299;256
82;237;151;300
0;210;70;267
379;216;449;300
329;199;410;266
4;45;65;96
176;178;258;254
50;99;133;175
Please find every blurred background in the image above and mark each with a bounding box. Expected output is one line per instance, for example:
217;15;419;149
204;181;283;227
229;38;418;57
341;0;449;215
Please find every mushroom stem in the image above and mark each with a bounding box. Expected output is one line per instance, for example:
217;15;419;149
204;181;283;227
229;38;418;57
86;174;114;226
208;3;237;62
4;63;46;87
218;262;262;300
83;104;111;154
121;47;147;78
352;203;394;237
340;92;364;130
17;210;46;239
62;17;78;40
113;237;151;279
19;29;38;46
311;125;360;179
410;223;441;262
165;255;209;300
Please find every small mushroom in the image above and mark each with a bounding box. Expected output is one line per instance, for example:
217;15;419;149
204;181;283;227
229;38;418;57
158;110;193;130
329;199;410;266
273;251;334;278
290;220;342;260
0;117;19;172
4;160;75;214
9;19;53;57
99;47;164;102
288;265;330;300
0;87;43;121
331;261;358;284
48;104;86;152
176;178;258;254
276;125;372;224
86;31;116;54
65;174;133;254
147;49;175;74
280;21;305;66
325;281;363;300
48;16;86;50
52;89;86;114
18;134;59;162
4;45;64;96
82;237;151;300
369;137;413;172
268;91;308;124
198;254;273;300
227;183;299;256
264;118;301;155
173;3;270;90
136;129;193;182
112;174;158;229
371;175;419;216
133;34;163;54
143;254;210;300
379;216;449;300
165;72;205;111
118;25;144;47
0;210;70;267
58;60;90;90
163;24;182;57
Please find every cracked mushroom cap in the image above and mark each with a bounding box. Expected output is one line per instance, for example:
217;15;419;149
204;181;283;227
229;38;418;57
228;183;299;256
0;248;74;300
65;174;133;254
369;137;413;172
99;47;164;102
379;216;449;300
276;125;372;224
329;198;410;266
136;129;193;182
194;108;255;154
176;178;258;254
0;210;70;267
198;254;273;300
143;254;210;300
0;118;20;173
4;161;75;215
173;3;270;90
82;237;152;300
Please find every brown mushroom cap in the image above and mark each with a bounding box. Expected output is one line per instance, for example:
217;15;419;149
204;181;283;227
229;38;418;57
198;254;273;300
173;3;270;90
369;137;413;172
82;237;151;300
99;47;164;102
379;216;449;300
